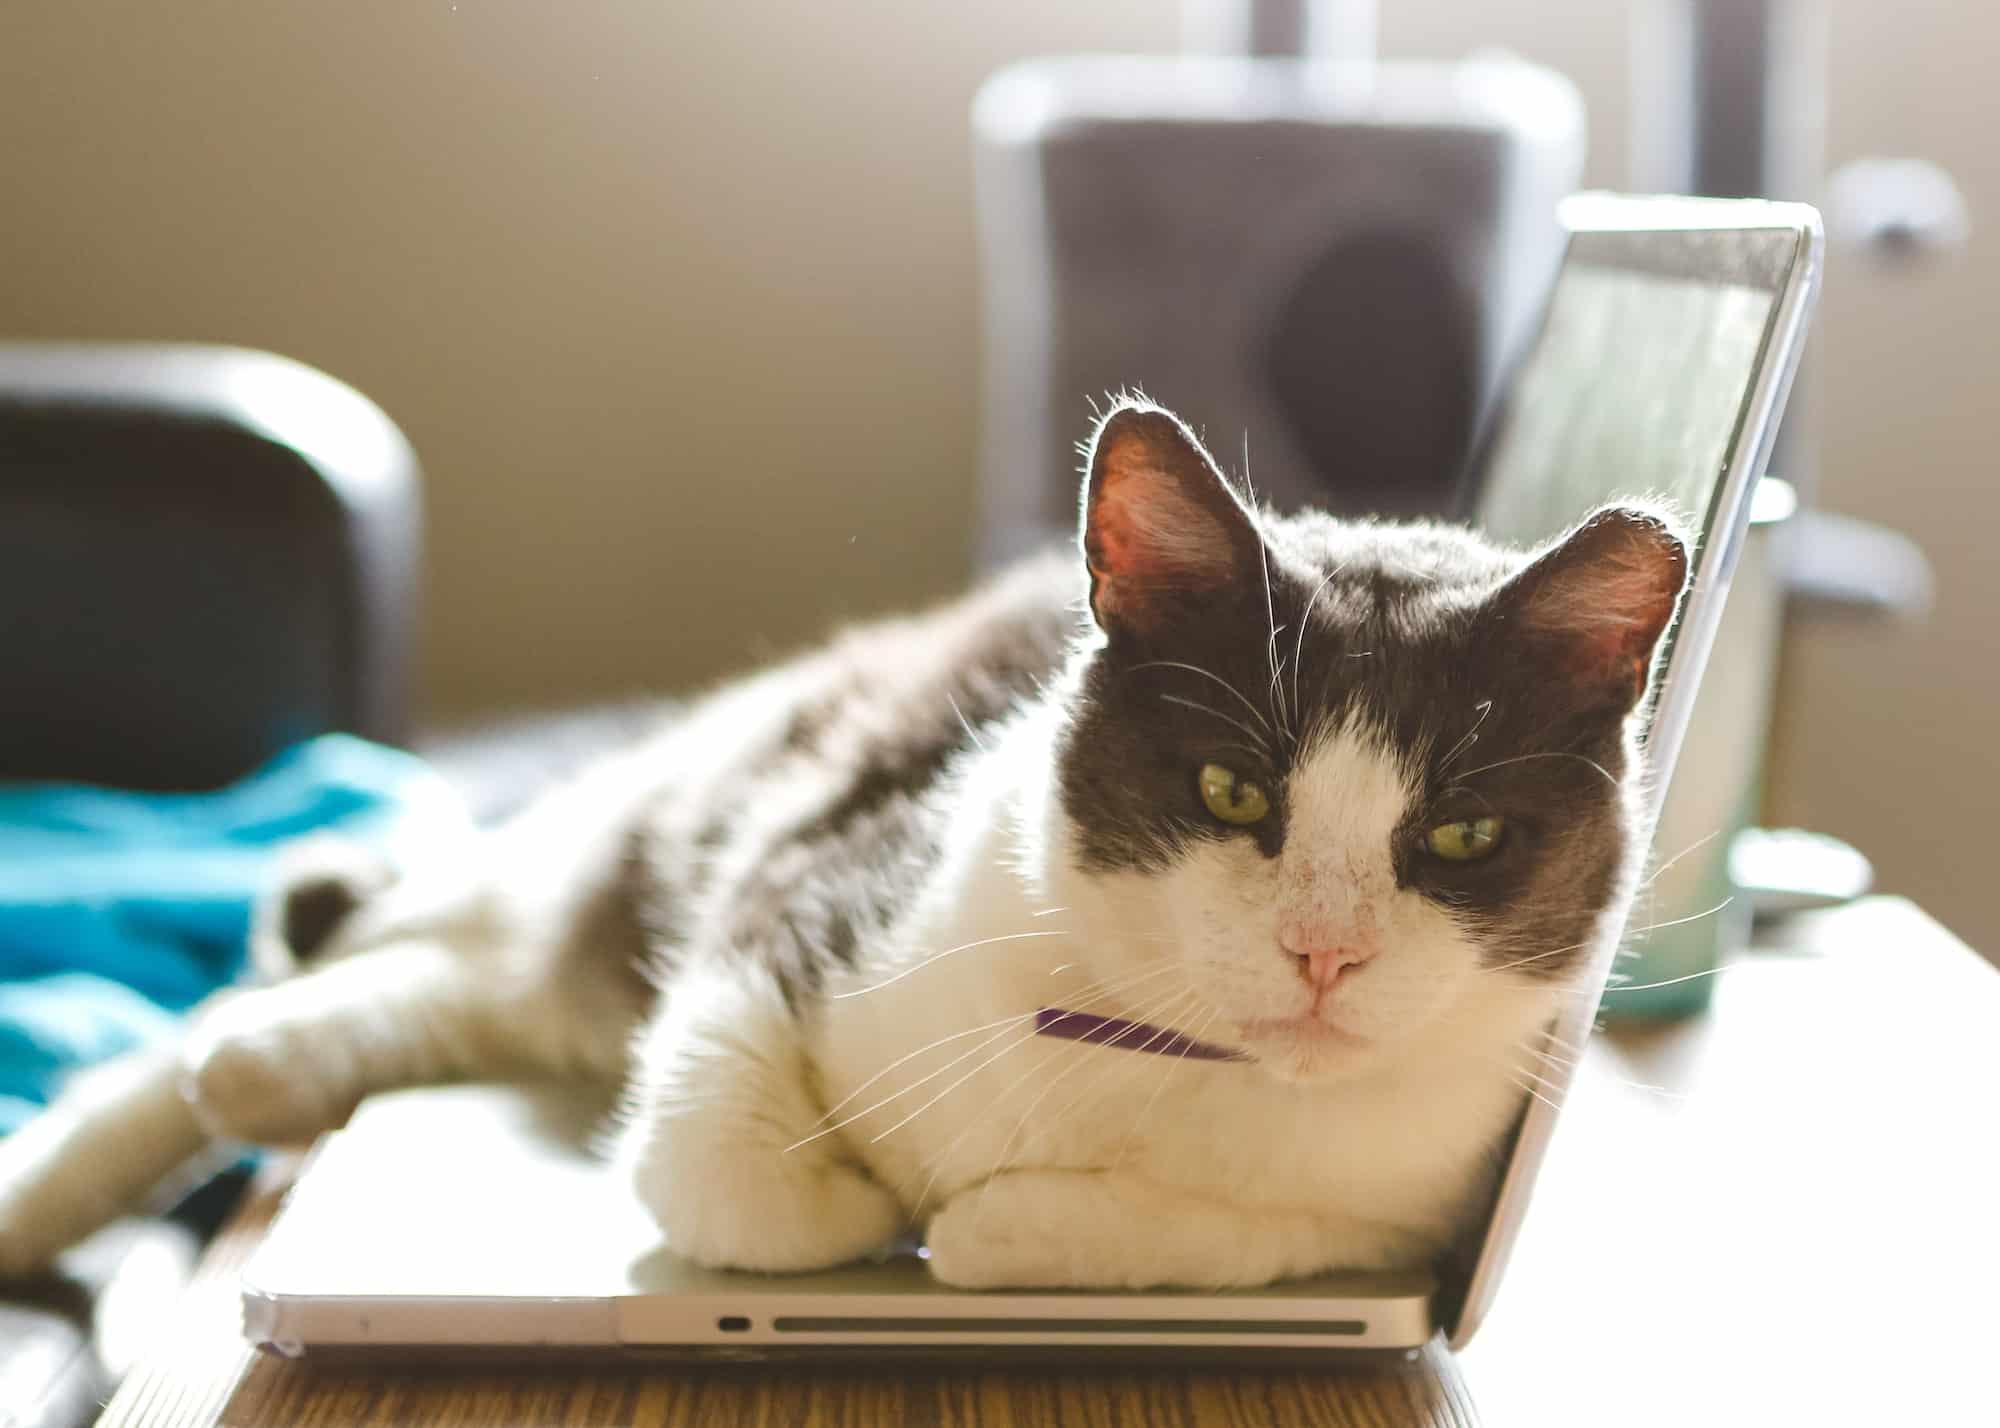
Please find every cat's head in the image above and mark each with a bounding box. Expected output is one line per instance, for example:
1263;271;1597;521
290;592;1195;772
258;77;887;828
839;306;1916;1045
1051;399;1688;1083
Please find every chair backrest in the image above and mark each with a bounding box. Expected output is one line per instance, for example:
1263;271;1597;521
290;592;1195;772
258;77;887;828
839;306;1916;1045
0;344;420;791
972;56;1584;560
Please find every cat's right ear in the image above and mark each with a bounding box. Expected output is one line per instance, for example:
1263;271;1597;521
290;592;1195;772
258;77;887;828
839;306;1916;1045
1080;401;1263;640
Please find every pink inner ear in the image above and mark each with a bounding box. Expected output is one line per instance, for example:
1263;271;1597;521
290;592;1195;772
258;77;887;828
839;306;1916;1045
1092;457;1235;593
1525;550;1682;689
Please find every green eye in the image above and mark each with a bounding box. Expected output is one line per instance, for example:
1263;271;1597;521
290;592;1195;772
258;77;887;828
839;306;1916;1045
1198;763;1270;826
1426;815;1506;862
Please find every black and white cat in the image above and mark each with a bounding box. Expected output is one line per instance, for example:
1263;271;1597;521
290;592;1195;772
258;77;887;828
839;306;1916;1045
0;400;1686;1289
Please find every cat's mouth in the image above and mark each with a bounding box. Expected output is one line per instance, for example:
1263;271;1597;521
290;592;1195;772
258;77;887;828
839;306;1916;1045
1236;1014;1372;1052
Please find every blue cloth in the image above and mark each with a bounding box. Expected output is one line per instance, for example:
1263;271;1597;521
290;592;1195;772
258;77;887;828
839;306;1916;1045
0;736;469;1134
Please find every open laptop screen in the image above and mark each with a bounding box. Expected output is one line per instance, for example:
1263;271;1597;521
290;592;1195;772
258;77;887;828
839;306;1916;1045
1448;196;1820;1347
1474;226;1795;554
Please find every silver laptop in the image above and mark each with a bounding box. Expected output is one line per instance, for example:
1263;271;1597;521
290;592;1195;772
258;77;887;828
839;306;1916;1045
240;193;1821;1360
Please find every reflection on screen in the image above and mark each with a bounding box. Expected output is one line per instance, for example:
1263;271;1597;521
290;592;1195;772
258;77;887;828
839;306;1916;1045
1474;264;1776;553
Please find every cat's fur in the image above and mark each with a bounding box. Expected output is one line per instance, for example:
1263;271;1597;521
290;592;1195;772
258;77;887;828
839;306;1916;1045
0;400;1687;1288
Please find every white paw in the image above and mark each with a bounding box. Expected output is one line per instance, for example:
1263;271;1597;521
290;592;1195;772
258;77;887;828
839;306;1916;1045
924;1180;1081;1289
182;1020;355;1145
633;1149;901;1273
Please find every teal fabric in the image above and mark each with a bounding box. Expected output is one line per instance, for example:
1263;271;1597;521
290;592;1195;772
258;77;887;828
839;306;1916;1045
0;736;468;1134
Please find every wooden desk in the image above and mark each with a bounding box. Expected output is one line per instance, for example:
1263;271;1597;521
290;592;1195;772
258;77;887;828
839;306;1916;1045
95;898;1996;1427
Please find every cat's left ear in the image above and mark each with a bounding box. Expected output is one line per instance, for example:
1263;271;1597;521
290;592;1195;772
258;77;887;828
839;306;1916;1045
1080;401;1264;640
1487;505;1691;712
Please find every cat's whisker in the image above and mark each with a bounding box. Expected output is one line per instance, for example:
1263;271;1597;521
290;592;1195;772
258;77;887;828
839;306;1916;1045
1012;989;1203;1175
790;962;1185;1151
973;984;1201;1215
800;1010;1043;1136
1623;896;1736;945
1030;906;1070;919
1637;829;1723;891
1240;444;1293;748
1449;750;1618;791
792;1020;1047;1153
1112;1002;1222;1172
1436;699;1495;774
1290;565;1344;731
1504;1073;1562;1115
1517;1043;1691;1102
1041;987;1205;1125
1508;1061;1564;1095
1594;963;1739;997
1268;642;1289;744
1126;661;1274;739
1213;741;1274;768
831;929;1075;1000
1522;1042;1580;1069
906;981;1199;1215
857;964;1189;1148
1482;896;1735;980
945;691;988;753
1157;695;1273;755
1483;940;1592;977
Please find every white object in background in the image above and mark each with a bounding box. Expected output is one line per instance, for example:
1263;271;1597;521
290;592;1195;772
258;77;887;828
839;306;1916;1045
1730;827;1875;916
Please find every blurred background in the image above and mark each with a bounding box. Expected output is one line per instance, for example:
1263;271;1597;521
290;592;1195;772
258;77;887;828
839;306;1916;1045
1;0;1991;950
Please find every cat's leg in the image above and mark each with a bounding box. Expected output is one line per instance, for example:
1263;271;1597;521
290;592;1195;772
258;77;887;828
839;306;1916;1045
181;939;520;1145
925;1169;1421;1289
0;1047;208;1276
0;945;432;1275
618;962;902;1273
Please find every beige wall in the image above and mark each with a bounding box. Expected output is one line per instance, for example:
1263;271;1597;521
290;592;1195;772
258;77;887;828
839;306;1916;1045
5;3;1993;950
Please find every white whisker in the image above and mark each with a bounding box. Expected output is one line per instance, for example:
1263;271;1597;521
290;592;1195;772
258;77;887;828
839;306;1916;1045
1451;750;1618;790
1158;694;1273;754
1436;699;1494;774
842;963;1186;1150
832;929;1073;1000
975;983;1199;1213
1290;564;1344;739
1505;1074;1561;1114
1638;829;1723;891
1026;989;1201;1170
790;963;1184;1152
945;691;988;753
1484;896;1734;979
905;980;1195;1215
1126;661;1273;738
1598;962;1738;996
1113;1003;1221;1171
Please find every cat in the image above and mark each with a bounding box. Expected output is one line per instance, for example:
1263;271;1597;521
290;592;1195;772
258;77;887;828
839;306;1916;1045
0;398;1687;1289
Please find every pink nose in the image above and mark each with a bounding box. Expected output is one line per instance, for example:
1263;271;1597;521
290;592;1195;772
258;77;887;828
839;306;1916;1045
1281;932;1376;992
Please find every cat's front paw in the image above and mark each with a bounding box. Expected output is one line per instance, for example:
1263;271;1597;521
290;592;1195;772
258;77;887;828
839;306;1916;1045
625;1110;902;1274
182;1015;357;1145
924;1177;1093;1289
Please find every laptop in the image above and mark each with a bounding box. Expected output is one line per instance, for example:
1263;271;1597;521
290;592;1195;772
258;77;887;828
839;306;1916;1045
239;193;1821;1361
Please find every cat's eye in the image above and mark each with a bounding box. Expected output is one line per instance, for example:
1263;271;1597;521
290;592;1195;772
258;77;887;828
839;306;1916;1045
1198;763;1270;826
1426;816;1505;862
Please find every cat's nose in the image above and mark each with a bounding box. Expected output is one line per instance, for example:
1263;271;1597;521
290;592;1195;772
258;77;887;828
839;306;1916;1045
1280;929;1376;992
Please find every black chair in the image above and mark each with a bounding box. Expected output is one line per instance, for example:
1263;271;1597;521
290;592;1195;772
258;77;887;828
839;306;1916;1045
0;342;420;791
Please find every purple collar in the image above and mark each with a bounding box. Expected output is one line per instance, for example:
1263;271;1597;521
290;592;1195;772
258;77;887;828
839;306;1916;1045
1034;1007;1250;1063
